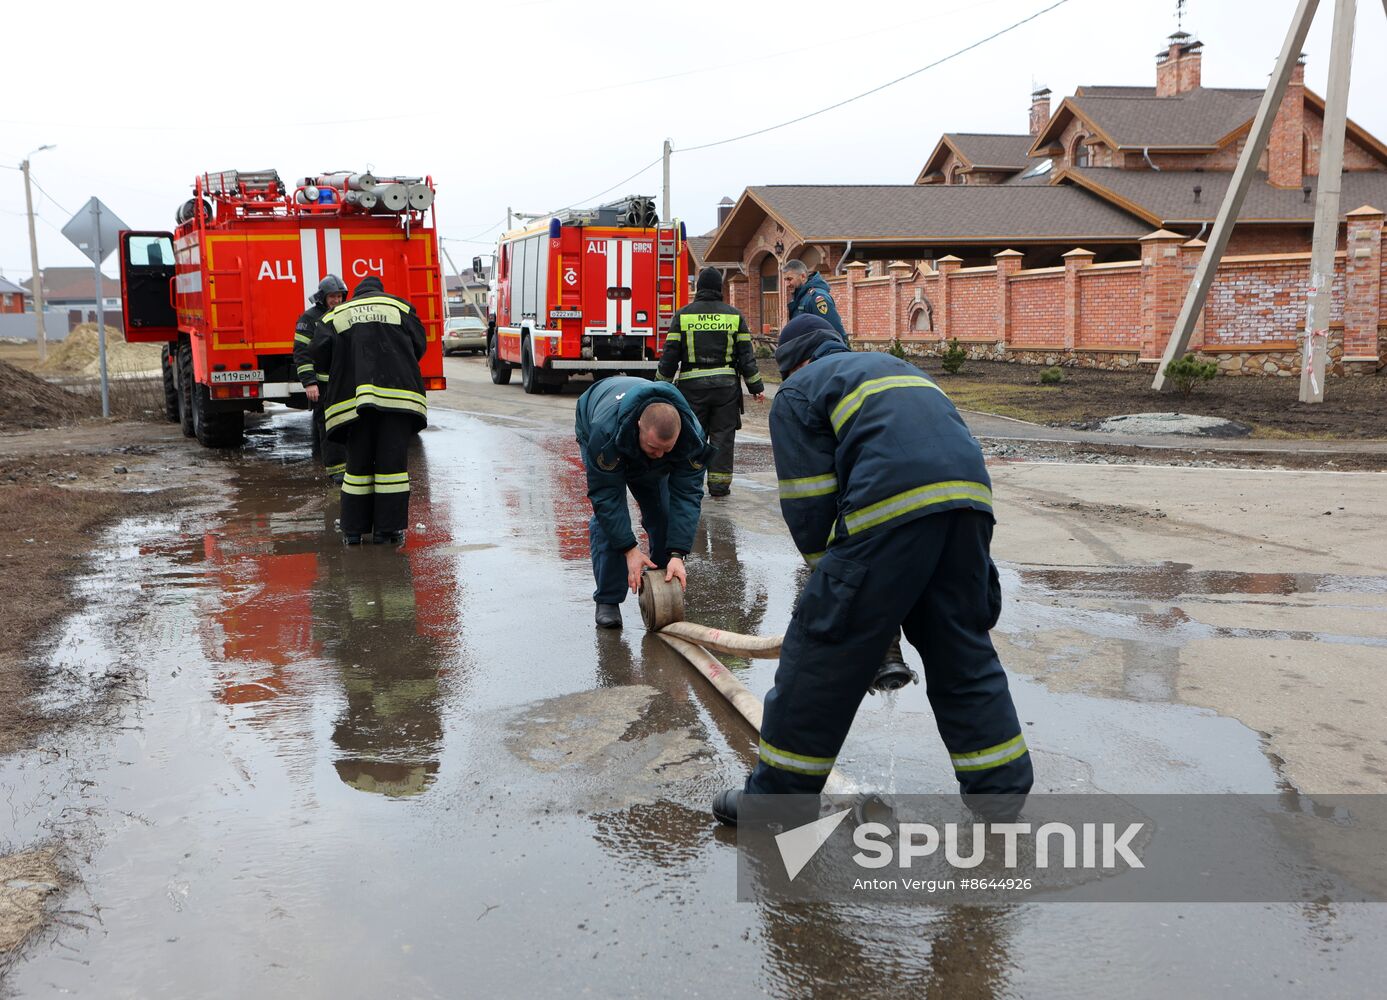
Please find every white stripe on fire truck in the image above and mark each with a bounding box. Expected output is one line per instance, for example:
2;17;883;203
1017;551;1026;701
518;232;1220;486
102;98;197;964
300;230;320;309
324;229;343;286
621;239;633;334
606;239;618;334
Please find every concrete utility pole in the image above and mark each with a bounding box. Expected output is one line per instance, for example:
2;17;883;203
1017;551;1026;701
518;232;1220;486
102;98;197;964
1151;0;1320;392
20;144;55;363
1153;0;1380;403
662;139;672;224
1301;0;1356;402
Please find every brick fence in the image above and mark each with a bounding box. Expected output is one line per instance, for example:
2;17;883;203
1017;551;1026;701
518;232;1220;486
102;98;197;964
782;210;1387;376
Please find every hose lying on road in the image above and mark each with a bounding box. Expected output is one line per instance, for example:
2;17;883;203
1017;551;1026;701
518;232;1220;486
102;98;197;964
639;570;856;794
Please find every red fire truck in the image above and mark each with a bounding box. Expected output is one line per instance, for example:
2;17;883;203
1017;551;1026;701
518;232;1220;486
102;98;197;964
487;196;691;394
118;169;447;448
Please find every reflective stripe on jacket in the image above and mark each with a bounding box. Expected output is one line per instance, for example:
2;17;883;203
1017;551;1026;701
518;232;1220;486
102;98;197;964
658;291;764;393
308;279;428;440
769;331;991;563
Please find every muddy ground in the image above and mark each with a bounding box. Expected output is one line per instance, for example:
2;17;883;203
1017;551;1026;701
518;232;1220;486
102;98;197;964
2;359;1386;995
757;356;1387;440
0;420;220;963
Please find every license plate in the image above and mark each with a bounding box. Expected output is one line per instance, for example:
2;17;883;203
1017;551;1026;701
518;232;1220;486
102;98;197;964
550;309;582;319
210;370;264;383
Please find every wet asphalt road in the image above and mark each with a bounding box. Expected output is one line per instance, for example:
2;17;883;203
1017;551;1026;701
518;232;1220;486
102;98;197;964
3;358;1386;997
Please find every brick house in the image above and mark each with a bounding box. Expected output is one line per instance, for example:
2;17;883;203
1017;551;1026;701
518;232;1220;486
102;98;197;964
21;267;123;332
704;32;1387;375
0;275;28;314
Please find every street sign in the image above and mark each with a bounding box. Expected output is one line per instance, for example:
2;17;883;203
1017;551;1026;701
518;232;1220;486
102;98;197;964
61;197;127;265
60;196;128;418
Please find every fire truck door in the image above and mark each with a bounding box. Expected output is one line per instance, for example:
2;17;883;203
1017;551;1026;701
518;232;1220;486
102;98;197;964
583;238;635;336
119;231;178;342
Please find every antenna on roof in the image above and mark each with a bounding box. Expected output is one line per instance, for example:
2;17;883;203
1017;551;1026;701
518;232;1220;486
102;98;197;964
1176;0;1186;34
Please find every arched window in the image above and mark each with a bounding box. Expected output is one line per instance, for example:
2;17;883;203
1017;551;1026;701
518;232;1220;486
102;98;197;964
949;164;965;185
1071;134;1090;168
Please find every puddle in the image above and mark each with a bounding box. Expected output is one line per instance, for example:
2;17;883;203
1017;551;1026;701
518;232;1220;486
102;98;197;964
2;406;1384;997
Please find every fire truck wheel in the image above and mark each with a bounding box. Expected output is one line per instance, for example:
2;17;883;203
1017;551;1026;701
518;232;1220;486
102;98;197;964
520;340;543;395
488;336;512;385
161;345;180;423
192;382;245;449
177;340;196;438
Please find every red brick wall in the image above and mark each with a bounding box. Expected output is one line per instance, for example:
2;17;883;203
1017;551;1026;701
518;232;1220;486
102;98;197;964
1225;226;1319;255
847;279;892;337
1204;257;1345;346
947;271;998;336
1077;268;1142;348
1009;275;1064;346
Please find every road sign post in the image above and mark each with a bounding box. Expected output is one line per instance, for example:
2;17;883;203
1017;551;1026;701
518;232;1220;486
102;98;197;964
61;197;127;418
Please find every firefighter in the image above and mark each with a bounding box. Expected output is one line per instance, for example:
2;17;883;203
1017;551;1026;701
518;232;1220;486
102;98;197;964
308;276;427;547
783;259;846;342
712;314;1032;824
657;266;764;498
295;275;348;480
576;376;714;629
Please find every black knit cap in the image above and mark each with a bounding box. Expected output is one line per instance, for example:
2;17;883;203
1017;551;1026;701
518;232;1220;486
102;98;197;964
695;267;723;294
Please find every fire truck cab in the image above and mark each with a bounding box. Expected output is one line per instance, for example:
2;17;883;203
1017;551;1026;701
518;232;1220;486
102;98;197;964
488;196;690;394
118;169;446;448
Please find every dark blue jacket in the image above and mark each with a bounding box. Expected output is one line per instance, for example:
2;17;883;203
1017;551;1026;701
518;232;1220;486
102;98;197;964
575;377;713;553
770;331;991;565
787;272;846;340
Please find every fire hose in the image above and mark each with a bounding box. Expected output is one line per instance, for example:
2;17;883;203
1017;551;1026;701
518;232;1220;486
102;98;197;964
637;570;857;794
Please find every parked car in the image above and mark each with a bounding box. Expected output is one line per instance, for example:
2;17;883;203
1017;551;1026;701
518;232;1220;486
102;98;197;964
443;316;487;355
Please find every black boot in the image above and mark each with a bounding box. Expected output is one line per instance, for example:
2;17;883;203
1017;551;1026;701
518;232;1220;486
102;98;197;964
342;533;363;546
595;603;622;629
712;788;740;826
372;530;407;546
870;634;918;693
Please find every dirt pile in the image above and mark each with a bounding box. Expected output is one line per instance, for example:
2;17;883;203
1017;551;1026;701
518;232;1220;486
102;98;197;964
0;359;98;429
39;324;162;377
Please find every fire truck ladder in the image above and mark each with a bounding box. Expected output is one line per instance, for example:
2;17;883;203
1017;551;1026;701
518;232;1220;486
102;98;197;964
656;222;679;332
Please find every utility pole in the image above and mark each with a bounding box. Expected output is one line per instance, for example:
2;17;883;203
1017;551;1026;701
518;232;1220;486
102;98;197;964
1301;0;1356;402
20;146;55;363
662;139;672;224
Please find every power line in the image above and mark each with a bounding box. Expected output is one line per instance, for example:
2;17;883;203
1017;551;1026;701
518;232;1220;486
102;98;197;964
678;0;1073;154
548;156;663;214
27;174;71;217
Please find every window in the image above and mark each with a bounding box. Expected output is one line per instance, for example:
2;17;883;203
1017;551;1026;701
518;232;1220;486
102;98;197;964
1020;158;1054;180
950;164;965;185
126;234;173;267
1072;135;1090;168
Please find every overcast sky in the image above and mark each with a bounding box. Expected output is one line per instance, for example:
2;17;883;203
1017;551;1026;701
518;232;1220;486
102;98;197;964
3;0;1386;282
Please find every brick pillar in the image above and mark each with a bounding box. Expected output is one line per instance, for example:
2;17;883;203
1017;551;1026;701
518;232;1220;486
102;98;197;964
1179;239;1208;349
1061;248;1095;350
843;261;868;338
935;256;962;342
1343;204;1384;369
994;249;1024;349
1139;229;1188;360
888;260;914;341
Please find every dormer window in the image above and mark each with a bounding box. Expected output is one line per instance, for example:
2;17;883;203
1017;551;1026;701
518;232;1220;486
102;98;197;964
1020;158;1054;180
1072;134;1091;168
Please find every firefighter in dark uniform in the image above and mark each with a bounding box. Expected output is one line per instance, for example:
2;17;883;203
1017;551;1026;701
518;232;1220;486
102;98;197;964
308;276;427;547
713;314;1032;824
658;267;764;498
575;376;713;629
295;275;348;480
783;259;846;342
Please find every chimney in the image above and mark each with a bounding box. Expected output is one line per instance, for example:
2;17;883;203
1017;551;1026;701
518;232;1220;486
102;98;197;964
1266;55;1306;188
1029;88;1052;137
716;196;735;227
1156;32;1201;97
